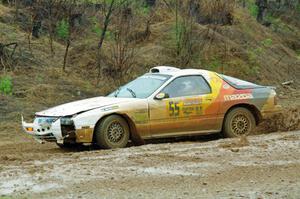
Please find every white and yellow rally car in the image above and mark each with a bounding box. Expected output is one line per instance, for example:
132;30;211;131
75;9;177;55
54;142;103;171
22;66;280;149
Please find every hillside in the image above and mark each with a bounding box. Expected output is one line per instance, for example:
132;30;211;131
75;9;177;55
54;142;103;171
0;0;300;142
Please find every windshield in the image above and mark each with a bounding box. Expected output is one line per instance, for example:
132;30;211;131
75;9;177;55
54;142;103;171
109;74;171;99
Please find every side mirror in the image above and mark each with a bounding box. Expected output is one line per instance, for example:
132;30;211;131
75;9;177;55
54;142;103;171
155;92;168;100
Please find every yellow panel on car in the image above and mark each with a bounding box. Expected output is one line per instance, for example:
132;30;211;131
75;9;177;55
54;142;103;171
76;128;94;143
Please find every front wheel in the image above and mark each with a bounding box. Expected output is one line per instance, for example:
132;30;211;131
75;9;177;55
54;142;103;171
94;115;130;149
223;107;256;138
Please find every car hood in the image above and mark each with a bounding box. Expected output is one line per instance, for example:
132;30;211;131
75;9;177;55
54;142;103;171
36;97;136;117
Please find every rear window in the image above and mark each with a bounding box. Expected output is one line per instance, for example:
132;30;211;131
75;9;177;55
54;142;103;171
220;74;261;89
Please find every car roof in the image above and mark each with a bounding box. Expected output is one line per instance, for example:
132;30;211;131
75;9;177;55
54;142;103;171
148;66;215;78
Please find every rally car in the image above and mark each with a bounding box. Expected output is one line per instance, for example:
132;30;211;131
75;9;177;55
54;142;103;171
22;66;281;149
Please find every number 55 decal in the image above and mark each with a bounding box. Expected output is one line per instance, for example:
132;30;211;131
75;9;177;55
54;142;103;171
169;101;180;116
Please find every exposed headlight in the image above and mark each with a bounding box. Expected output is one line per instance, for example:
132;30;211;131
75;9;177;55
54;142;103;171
60;117;74;125
35;117;58;125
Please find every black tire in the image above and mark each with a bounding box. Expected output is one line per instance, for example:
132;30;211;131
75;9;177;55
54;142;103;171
95;115;130;149
223;107;256;138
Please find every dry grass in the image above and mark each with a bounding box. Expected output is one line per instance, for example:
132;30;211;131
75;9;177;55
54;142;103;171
200;0;235;22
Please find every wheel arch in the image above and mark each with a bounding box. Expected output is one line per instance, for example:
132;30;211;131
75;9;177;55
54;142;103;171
93;113;144;145
223;103;262;126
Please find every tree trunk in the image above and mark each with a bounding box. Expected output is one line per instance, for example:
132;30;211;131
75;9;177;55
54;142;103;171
27;34;32;53
49;31;55;56
48;2;55;56
63;40;70;72
175;0;180;56
0;42;17;71
96;0;116;80
242;0;246;8
15;0;19;22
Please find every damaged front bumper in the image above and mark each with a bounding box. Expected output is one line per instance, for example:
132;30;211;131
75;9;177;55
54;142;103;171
21;116;94;144
21;116;64;144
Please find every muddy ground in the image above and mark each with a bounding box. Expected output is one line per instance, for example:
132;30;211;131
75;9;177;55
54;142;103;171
0;131;299;199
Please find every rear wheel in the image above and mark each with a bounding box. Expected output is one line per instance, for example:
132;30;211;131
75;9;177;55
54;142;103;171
95;115;130;149
223;107;256;138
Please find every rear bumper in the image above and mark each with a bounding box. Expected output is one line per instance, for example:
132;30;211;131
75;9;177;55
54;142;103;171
21;116;64;144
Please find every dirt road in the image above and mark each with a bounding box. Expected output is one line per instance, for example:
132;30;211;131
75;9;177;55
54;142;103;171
0;131;300;199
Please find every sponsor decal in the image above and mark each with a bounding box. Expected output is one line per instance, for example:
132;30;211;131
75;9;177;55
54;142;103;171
183;99;202;106
168;101;180;116
167;100;203;116
182;106;202;115
224;94;253;101
133;109;148;124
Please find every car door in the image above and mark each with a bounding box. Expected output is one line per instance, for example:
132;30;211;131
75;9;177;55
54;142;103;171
148;75;220;138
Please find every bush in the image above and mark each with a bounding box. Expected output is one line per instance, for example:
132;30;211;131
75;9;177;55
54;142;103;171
0;75;13;95
261;38;273;47
297;4;300;14
169;18;195;66
90;16;101;36
207;57;222;72
249;2;258;17
199;0;235;25
56;19;69;40
296;50;300;60
90;16;112;39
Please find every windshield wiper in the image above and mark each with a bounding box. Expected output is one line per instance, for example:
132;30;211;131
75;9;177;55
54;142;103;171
114;87;121;97
126;88;136;98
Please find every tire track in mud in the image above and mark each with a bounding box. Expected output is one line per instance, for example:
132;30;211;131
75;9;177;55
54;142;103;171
0;131;299;198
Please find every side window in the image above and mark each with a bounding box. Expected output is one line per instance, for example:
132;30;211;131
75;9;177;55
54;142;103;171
162;76;211;98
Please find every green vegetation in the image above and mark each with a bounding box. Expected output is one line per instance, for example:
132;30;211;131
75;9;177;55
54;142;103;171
172;19;188;51
90;16;112;39
296;50;300;60
91;16;102;37
261;38;273;47
205;57;222;72
169;18;195;66
132;0;151;16
265;14;292;33
297;3;300;14
0;75;13;95
56;19;69;40
248;1;258;18
246;46;262;76
0;196;13;199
